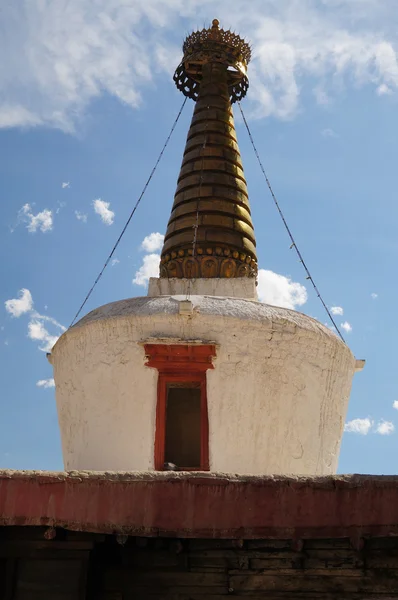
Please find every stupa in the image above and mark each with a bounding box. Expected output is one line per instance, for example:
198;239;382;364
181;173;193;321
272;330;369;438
49;19;361;475
3;21;398;600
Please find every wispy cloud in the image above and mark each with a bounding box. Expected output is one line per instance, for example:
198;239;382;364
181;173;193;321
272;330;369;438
36;378;55;389
15;203;53;233
62;182;70;189
341;321;352;333
4;288;65;353
321;128;338;138
393;400;398;410
55;201;66;215
1;1;398;130
371;292;378;299
75;210;88;223
111;258;120;266
330;306;343;316
141;232;164;253
93;199;114;225
257;270;307;310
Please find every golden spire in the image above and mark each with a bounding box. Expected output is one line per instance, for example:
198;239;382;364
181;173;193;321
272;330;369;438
160;19;257;279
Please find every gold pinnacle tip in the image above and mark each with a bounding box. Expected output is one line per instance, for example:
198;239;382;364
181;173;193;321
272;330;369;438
212;18;220;28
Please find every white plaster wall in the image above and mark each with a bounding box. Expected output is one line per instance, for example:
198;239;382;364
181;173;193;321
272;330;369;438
51;296;356;474
148;277;258;300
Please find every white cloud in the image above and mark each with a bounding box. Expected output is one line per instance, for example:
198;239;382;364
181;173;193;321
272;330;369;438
5;288;65;352
341;321;352;333
257;269;307;309
36;378;55;388
375;420;395;435
5;288;33;317
393;400;398;410
75;210;88;223
16;203;53;233
1;1;398;130
371;292;378;299
141;232;164;253
330;306;344;315
344;417;395;436
93;199;114;225
377;83;392;95
133;232;164;286
111;258;120;266
133;253;160;286
344;418;373;435
321;128;338;138
62;182;70;188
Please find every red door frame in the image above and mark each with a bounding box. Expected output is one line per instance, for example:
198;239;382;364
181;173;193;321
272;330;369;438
144;344;216;471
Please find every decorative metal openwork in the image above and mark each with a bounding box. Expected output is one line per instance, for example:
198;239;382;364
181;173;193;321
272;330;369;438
173;19;251;103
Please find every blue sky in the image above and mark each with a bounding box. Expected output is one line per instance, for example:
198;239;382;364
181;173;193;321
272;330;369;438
1;0;398;473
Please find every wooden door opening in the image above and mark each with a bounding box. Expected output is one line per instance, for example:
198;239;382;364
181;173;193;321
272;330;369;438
165;383;201;468
144;343;216;472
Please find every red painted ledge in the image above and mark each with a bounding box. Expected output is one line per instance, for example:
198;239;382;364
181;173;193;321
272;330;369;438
1;470;398;539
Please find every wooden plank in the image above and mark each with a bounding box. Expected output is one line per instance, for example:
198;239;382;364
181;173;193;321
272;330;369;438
188;540;244;551
0;541;93;551
367;554;398;568
303;548;358;560
247;540;291;550
126;586;229;597
189;555;248;570
189;549;301;560
249;558;299;570
229;573;396;594
173;596;392;600
302;557;364;570
366;537;398;550
125;571;228;587
121;549;187;568
303;539;351;549
229;567;365;577
0;542;91;560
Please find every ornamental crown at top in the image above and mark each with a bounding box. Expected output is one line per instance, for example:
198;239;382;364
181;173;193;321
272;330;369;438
182;19;252;67
174;19;251;103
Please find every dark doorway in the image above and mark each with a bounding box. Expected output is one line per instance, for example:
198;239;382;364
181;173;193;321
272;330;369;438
164;383;201;468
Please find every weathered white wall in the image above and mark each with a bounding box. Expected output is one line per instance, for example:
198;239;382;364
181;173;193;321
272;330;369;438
148;277;258;300
51;296;356;474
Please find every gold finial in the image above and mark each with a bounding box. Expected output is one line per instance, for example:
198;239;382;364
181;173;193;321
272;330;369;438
161;22;257;280
173;20;250;103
